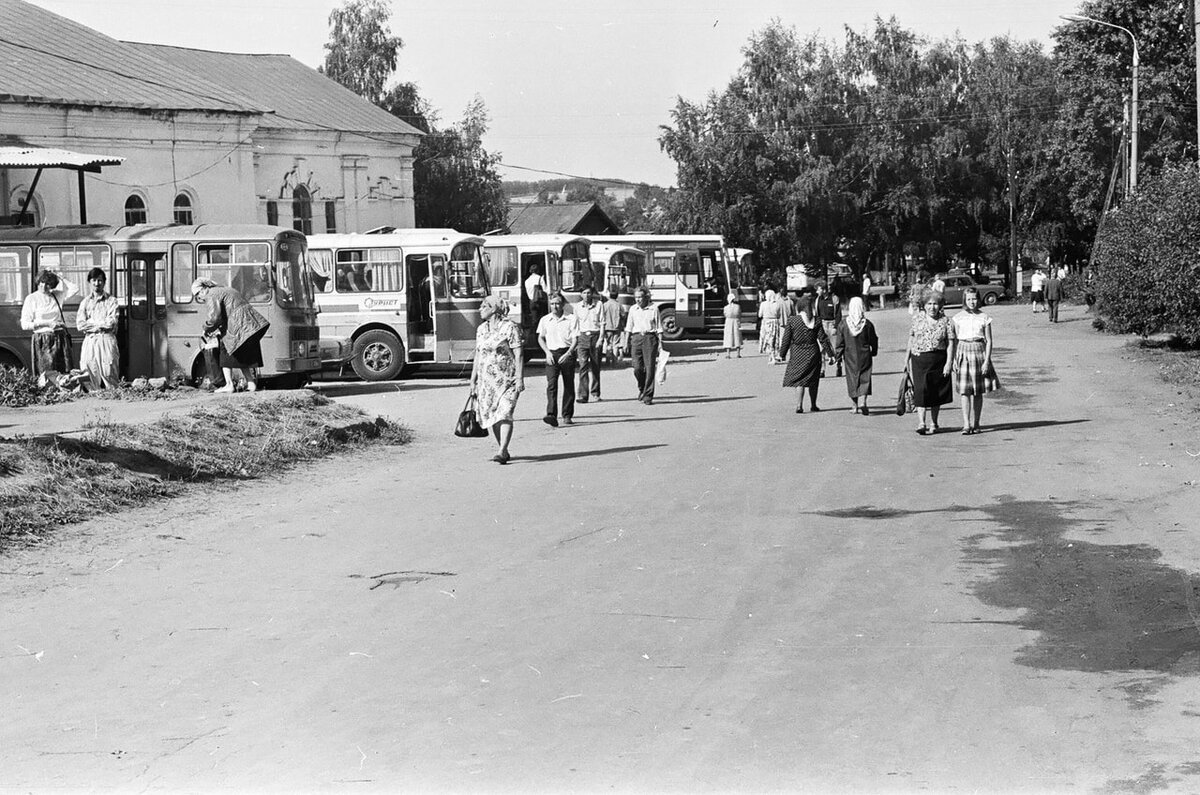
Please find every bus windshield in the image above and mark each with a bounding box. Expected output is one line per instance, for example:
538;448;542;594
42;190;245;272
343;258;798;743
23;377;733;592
448;243;490;297
276;238;315;309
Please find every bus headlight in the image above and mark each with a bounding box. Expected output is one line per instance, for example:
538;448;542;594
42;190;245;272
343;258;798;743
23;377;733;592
293;340;308;357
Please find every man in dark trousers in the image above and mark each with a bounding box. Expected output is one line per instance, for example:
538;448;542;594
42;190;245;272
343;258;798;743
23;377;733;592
1044;268;1065;323
536;292;579;426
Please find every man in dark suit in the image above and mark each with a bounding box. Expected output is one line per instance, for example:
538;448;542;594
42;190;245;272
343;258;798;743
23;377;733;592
1044;268;1065;323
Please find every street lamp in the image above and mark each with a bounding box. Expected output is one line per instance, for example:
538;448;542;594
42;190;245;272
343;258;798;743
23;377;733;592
1062;14;1140;192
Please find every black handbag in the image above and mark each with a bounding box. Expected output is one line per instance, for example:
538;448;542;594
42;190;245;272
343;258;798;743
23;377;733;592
896;372;915;416
454;393;489;438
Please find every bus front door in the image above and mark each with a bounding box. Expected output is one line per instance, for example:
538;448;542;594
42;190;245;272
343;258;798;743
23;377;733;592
120;254;168;378
405;254;437;361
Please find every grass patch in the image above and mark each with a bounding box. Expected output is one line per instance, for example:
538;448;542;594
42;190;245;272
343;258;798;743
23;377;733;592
1127;340;1200;393
0;366;75;408
0;391;410;550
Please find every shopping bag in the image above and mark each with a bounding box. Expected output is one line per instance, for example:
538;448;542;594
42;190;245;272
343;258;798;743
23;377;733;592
655;349;670;384
454;393;489;438
896;373;915;416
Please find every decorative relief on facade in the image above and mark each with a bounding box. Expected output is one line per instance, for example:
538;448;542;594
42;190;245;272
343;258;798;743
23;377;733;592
278;165;322;199
366;175;406;201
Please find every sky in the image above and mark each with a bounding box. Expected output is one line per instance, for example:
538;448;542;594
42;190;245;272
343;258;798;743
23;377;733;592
33;0;1083;187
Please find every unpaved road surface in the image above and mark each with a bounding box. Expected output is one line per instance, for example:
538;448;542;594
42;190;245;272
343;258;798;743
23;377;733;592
3;302;1199;792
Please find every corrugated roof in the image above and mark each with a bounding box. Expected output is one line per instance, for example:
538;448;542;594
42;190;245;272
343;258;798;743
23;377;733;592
0;0;261;113
507;203;610;235
127;43;423;137
0;145;123;170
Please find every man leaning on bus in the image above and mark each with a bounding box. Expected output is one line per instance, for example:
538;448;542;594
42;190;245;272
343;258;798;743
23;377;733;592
625;286;662;405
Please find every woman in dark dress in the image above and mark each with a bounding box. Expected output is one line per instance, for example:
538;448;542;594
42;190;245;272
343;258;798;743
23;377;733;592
905;291;952;434
779;295;831;413
191;278;271;393
832;296;879;415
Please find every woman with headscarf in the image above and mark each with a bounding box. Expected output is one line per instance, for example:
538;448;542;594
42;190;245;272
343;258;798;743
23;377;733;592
778;294;832;414
20;270;78;378
469;296;524;464
191;277;271;393
831;296;879;415
721;292;742;358
758;288;782;363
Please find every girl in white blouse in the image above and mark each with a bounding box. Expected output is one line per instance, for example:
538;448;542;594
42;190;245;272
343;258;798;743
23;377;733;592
947;287;997;434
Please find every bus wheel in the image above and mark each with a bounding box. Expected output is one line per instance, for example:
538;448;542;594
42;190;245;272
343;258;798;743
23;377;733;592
351;330;404;381
660;309;685;341
0;350;21;371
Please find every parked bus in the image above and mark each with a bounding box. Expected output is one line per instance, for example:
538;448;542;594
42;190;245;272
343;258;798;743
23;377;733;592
586;234;749;339
306;230;490;380
588;243;645;302
0;223;320;385
481;234;590;352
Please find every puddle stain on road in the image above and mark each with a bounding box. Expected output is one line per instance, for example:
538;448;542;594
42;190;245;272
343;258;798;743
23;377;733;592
811;499;1200;675
349;570;457;590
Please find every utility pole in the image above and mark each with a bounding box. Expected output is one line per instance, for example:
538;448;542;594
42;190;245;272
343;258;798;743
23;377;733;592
1195;0;1199;163
1008;148;1018;290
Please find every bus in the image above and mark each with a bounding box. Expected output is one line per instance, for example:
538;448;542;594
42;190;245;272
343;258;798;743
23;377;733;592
0;224;320;385
586;234;750;339
589;243;646;302
306;230;490;380
481;234;590;352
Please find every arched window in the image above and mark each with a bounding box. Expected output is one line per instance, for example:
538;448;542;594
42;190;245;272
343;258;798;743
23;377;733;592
292;185;312;235
124;194;147;225
173;193;194;225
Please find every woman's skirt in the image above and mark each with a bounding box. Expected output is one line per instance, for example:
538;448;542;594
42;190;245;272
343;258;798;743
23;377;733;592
80;333;121;389
219;328;267;369
909;349;952;407
722;318;742;349
759;319;780;358
30;329;73;376
954;340;998;396
782;343;823;388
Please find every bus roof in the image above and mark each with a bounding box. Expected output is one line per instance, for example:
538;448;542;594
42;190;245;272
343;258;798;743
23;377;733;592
481;234;590;248
589;243;645;260
0;223;301;244
588;234;725;246
308;231;486;249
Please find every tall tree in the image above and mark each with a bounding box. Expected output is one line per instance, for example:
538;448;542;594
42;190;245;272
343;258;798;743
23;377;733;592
321;0;403;105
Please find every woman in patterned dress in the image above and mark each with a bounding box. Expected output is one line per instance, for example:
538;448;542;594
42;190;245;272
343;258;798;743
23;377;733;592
906;290;953;434
947;287;997;435
779;295;832;413
758;289;781;362
469;296;524;464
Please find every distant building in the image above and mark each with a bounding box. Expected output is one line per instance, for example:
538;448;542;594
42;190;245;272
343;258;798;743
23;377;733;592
505;202;620;236
0;0;422;231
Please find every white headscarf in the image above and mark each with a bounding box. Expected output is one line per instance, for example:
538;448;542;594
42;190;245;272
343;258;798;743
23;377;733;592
845;296;867;336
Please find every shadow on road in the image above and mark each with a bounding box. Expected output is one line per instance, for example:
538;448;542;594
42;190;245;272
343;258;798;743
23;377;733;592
516;443;667;463
568;415;692;427
310;381;463;398
981;418;1089;433
654;395;756;405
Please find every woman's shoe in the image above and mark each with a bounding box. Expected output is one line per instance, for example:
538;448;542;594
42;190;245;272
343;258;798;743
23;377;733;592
850;406;859;414
916;426;928;435
861;406;870;416
493;450;510;464
215;384;235;394
795;406;804;414
810;405;821;412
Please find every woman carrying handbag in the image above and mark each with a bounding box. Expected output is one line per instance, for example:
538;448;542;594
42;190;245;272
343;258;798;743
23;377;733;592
467;297;525;464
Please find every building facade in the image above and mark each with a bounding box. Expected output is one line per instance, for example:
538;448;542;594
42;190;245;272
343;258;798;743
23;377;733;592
0;0;421;232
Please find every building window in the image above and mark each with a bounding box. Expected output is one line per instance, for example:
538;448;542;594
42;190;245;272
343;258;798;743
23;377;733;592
325;200;337;233
266;200;278;226
124;195;147;225
8;191;41;226
173;193;194;225
292;186;312;235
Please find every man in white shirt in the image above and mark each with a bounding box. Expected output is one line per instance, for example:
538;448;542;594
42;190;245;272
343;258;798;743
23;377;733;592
624;286;662;404
573;285;606;403
1030;268;1047;313
536;292;579;426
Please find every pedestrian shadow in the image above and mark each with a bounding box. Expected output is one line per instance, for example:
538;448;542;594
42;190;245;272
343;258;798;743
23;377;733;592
980;418;1090;433
517;443;667;463
310;381;461;398
654;395;756;405
572;415;692;427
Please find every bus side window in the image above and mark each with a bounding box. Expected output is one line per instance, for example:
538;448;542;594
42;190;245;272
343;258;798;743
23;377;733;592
0;248;30;305
430;258;447;299
308;249;334;294
171;243;193;303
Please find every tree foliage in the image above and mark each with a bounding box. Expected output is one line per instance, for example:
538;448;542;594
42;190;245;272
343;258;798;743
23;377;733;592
321;0;506;233
321;0;403;105
1091;165;1200;342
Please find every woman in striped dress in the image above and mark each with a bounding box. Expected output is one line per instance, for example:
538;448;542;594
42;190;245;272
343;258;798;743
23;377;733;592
948;287;998;435
758;289;782;362
779;295;831;413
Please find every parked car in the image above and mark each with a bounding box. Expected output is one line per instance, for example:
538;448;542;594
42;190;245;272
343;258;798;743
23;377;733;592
936;273;1007;306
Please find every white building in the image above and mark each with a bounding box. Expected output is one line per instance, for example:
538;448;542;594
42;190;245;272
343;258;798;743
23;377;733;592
0;0;422;232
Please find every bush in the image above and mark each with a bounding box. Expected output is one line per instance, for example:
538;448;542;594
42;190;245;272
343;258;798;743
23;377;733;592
1091;165;1200;343
0;366;74;408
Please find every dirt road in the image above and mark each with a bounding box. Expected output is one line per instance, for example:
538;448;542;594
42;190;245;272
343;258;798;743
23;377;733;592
3;302;1198;791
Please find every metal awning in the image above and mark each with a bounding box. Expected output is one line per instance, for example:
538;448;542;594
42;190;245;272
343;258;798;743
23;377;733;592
0;146;125;224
